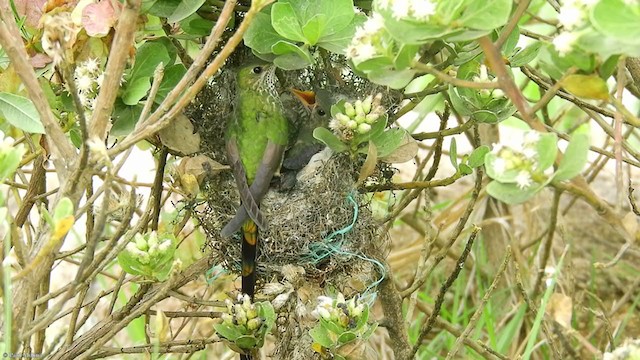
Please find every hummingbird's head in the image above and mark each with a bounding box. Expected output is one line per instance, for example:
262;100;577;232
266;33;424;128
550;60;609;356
236;63;279;96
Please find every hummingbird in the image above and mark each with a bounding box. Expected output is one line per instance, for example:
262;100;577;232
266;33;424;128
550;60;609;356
220;63;289;309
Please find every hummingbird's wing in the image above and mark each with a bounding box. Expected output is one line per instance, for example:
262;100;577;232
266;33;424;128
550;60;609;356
224;139;266;232
221;140;285;238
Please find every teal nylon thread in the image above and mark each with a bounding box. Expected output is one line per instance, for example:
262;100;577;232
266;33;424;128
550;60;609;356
205;264;226;284
305;190;386;296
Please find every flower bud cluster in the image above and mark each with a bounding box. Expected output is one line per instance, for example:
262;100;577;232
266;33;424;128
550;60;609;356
221;294;264;332
329;93;384;141
124;231;173;266
491;131;541;190
311;292;366;329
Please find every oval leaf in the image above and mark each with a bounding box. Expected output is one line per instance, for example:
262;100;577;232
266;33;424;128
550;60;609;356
554;132;589;181
0;92;45;133
561;74;609;101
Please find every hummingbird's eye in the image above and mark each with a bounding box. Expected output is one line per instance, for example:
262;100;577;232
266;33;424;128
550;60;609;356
252;66;263;74
316;108;326;116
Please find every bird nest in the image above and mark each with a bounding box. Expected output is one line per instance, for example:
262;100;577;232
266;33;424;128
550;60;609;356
190;47;399;289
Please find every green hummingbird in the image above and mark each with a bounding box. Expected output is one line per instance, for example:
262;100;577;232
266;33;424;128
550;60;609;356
220;63;289;305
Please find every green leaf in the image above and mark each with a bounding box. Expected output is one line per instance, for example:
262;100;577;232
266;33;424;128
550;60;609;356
303;14;327;45
146;0;180;17
468;145;489;168
367;69;416;89
310;325;335;348
180;14;215;36
121;77;151;105
448;86;474;116
338;331;357;344
561;74;610;101
376;5;455;44
535;133;558;172
458;0;513;31
394;44;419;69
258;301;276;325
167;0;205;23
129;42;171;81
272;2;306;42
244;12;288;55
53;197;74;222
317;14;366;54
459;163;473;175
449;138;458;171
155;64;187;103
472;109;499;124
554;132;589;181
282;0;355;38
370;128;406;158
590;0;640;44
235;335;258;349
0;92;45;134
274;52;313;70
509;42;543;67
111;100;143;136
361;323;378;340
0;142;25;181
213;323;243;341
486;180;542;205
117;252;146;277
313;127;348;152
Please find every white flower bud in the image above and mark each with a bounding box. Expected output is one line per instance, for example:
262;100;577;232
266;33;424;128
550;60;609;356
247;318;262;330
225;299;234;313
126;242;137;254
362;95;373;114
246;307;258;319
355;114;366;124
344;102;356;117
347;120;358;129
336;113;351;124
316;307;332;320
365;113;379;124
337;293;346;304
135;234;148;251
138;252;150;265
352;304;365;317
147;232;158;247
242;294;252;310
222;313;234;324
357;123;371;134
372;93;383;109
355;100;364;116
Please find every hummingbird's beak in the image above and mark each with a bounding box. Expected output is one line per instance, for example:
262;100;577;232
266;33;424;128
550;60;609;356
289;88;316;110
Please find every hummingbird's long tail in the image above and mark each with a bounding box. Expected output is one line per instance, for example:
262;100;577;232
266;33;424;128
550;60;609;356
241;219;258;299
240;219;258;360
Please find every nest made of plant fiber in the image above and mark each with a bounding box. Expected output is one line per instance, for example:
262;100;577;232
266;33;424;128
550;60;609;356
198;152;387;285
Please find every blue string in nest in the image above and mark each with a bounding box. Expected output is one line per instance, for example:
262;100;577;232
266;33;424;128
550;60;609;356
305;190;386;297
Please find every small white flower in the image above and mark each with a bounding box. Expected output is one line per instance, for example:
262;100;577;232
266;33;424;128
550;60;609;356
410;0;437;21
391;1;410;19
552;31;578;56
362;12;385;35
515;170;533;189
347;42;378;62
83;58;100;73
492;157;507;175
329;118;342;133
558;3;585;29
76;74;94;92
158;240;171;252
